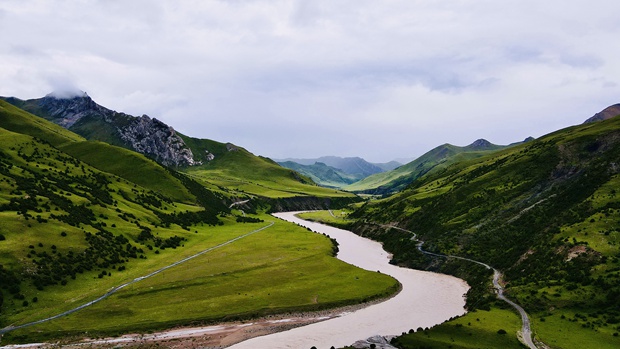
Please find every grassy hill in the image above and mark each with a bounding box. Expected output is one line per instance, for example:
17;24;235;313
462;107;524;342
180;135;358;201
344;139;527;195
3;95;358;206
0;103;396;344
0;100;85;147
347;116;620;348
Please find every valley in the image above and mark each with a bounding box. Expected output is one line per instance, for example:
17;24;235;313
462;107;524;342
1;92;620;349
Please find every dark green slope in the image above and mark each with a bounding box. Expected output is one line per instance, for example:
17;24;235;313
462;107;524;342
59;141;194;203
351;114;620;346
0;101;233;331
345;138;526;195
1;100;196;204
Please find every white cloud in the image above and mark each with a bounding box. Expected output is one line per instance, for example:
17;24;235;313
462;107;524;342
1;0;620;162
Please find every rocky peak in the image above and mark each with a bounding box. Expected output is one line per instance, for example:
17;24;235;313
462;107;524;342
21;92;199;168
39;92;102;128
583;104;620;123
468;138;493;149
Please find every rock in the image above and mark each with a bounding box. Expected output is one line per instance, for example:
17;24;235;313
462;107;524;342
27;93;199;167
351;335;398;349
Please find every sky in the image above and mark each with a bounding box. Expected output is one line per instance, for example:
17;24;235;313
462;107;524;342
1;0;620;163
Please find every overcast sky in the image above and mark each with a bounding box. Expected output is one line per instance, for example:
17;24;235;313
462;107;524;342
1;0;619;163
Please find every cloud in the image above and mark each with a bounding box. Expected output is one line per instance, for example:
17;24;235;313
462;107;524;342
1;0;620;162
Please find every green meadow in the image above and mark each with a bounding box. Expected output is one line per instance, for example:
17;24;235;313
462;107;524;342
4;215;398;342
388;307;523;349
0;105;397;345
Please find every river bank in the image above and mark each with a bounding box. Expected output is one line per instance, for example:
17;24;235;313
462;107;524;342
1;212;469;349
228;212;469;349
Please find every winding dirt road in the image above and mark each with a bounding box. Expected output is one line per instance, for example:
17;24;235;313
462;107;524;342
385;224;538;349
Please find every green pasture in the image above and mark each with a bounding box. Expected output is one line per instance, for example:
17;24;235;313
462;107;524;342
533;309;620;349
186;168;355;199
60;141;194;203
2;215;398;343
389;307;523;349
297;209;355;225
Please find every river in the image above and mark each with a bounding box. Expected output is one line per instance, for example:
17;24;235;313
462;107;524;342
229;212;469;349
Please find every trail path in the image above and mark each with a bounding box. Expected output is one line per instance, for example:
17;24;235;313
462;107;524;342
0;222;274;336
381;224;538;349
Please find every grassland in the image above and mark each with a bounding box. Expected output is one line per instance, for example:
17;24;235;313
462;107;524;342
387;307;524;349
59;141;194;203
347;116;620;348
3;215;398;343
0;105;397;345
297;209;356;227
184;149;357;199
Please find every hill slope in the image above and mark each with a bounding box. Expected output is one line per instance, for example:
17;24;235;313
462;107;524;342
3;94;357;205
345;138;528;195
350;113;620;347
2;94;197;167
0;95;393;345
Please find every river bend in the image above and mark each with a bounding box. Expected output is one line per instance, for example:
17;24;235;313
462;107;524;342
230;212;469;349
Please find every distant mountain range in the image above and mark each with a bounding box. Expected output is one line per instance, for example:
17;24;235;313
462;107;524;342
276;156;401;188
344;137;534;195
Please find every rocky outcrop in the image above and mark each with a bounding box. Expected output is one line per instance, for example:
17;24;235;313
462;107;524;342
120;115;199;167
351;335;398;349
11;92;199;167
583;103;620;123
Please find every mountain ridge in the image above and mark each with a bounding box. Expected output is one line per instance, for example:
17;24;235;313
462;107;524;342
2;93;198;167
345;137;532;195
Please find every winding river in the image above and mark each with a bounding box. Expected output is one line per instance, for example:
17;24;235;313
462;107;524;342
229;212;469;349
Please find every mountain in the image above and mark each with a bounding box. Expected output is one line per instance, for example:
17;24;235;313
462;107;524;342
345;138;530;195
373;160;402;172
277;161;362;188
2;93;197;167
2;93;358;204
276;156;385;178
0;100;385;344
348;113;620;347
583;103;620;123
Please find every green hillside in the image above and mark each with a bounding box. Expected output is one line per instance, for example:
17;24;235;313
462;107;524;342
180;136;357;200
345;139;522;195
0;100;84;146
59;141;195;203
348;117;620;348
0;98;394;345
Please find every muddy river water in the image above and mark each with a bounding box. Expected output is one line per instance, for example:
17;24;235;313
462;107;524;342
229;212;469;349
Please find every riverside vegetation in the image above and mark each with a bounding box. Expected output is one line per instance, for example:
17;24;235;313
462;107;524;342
305;114;620;348
0;100;398;344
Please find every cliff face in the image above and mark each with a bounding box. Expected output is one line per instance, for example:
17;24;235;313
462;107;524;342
5;93;199;167
120;115;199;166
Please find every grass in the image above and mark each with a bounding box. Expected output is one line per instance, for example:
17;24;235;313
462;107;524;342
297;209;355;226
389;307;524;349
3;214;398;342
60;141;195;203
0;100;84;146
532;309;620;349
